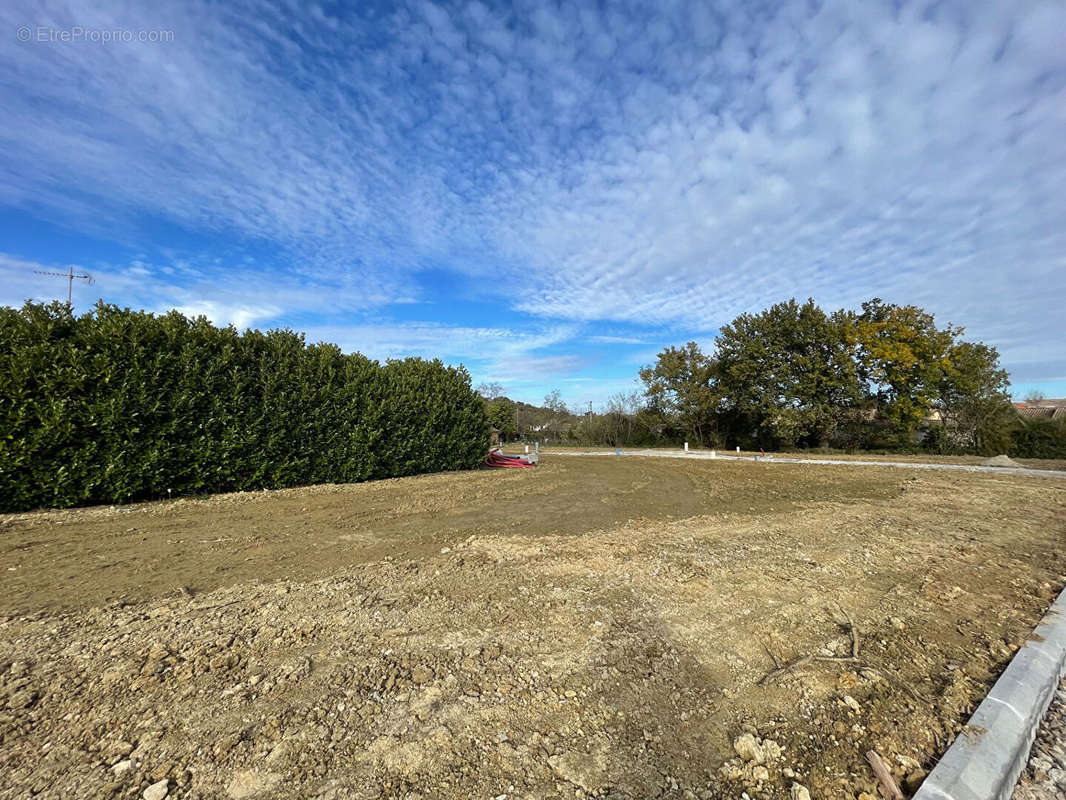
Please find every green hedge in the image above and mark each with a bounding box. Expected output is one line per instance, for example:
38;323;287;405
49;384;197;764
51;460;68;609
1010;418;1066;460
0;302;489;512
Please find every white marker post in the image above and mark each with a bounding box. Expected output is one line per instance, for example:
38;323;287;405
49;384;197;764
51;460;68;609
684;442;689;452
736;446;740;453
525;445;529;454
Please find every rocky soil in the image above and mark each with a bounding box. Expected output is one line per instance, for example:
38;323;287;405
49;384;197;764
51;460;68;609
1;459;1064;799
1012;680;1066;800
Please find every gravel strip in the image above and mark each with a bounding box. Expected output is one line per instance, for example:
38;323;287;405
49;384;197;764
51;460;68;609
1012;679;1066;800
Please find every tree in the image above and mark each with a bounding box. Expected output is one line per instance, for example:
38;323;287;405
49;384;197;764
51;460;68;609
1024;390;1046;405
543;389;568;415
485;397;517;440
542;389;569;441
715;299;863;448
936;341;1012;454
639;342;718;446
599;391;643;446
852;298;959;445
477;381;505;400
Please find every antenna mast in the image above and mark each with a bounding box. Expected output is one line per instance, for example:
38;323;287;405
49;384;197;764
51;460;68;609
34;265;95;305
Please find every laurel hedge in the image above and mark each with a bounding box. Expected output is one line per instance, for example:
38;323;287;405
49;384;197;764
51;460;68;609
0;301;490;512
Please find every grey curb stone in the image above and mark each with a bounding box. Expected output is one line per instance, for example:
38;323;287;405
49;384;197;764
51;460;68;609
914;588;1066;800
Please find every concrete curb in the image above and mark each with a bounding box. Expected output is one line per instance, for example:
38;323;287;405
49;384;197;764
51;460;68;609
913;587;1066;800
542;449;1066;480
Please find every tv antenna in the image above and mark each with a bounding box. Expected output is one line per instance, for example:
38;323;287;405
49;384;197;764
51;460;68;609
34;265;95;305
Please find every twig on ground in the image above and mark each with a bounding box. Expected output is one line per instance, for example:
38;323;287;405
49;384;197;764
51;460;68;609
190;599;241;612
759;605;863;685
759;653;860;685
837;603;861;658
762;642;782;670
867;666;932;705
759;605;932;707
865;750;904;800
760;654;816;685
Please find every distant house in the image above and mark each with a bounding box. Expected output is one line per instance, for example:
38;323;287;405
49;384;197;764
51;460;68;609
1014;399;1066;422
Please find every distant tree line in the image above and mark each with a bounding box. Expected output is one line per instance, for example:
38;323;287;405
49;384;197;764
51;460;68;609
0;302;489;512
484;298;1065;458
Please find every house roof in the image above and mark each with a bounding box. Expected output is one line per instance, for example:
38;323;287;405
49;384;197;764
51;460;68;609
1017;406;1066;421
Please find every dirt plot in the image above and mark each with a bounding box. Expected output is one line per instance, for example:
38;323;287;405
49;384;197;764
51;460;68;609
1;459;1065;800
535;446;1066;472
0;458;904;615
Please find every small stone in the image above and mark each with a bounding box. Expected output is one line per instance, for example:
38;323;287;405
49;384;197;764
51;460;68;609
226;770;281;799
265;741;291;766
733;733;765;764
411;666;433;685
890;617;905;630
142;779;169;800
752;765;769;781
790;783;812;800
843;695;861;713
111;759;133;775
1032;756;1053;774
147;643;169;661
110;741;135;757
547;750;609;792
7;688;38;709
762;738;782;761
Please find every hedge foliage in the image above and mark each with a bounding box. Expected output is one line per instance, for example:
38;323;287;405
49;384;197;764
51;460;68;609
0;302;490;512
1010;418;1066;459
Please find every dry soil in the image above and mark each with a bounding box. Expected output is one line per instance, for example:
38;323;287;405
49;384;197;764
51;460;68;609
1;457;1065;800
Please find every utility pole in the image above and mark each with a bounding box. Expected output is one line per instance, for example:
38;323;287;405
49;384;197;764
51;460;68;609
34;265;94;305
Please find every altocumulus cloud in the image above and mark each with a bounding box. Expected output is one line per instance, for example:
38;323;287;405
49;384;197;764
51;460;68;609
0;0;1064;393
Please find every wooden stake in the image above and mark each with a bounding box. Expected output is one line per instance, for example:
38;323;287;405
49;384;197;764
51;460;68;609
865;750;903;800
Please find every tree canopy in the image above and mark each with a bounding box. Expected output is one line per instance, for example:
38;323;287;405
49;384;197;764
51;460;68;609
716;299;863;447
638;341;718;446
638;296;1021;454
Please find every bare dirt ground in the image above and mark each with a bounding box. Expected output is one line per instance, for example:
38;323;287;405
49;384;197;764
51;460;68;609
535;445;1066;472
1;457;1065;800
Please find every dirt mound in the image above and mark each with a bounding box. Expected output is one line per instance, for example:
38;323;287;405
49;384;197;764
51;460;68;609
982;454;1023;468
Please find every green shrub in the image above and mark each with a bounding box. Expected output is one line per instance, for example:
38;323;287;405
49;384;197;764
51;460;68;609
1009;417;1066;459
0;302;489;512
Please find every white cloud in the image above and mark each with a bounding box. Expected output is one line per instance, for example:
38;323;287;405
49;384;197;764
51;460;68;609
0;0;1063;386
170;301;279;330
0;252;401;327
302;320;582;389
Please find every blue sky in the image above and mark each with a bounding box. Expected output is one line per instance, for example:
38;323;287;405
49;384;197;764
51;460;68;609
2;0;1065;408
